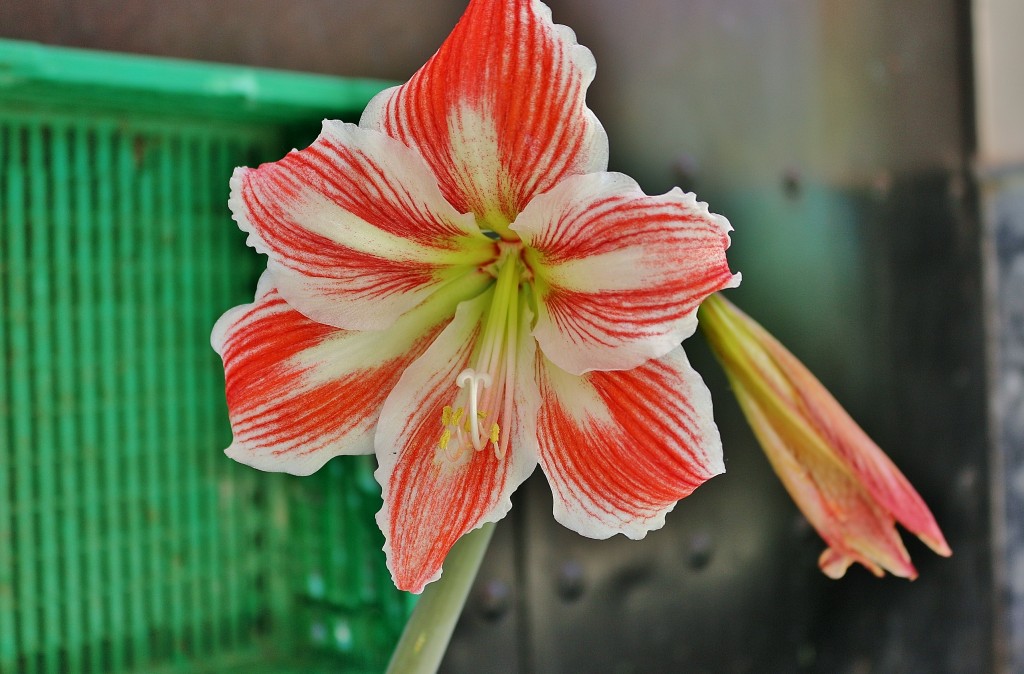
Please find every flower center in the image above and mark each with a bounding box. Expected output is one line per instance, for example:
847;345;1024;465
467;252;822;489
437;244;523;464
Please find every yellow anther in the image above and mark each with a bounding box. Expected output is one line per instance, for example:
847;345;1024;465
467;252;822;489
442;406;453;426
452;407;464;426
489;423;500;444
439;429;451;451
477;411;487;420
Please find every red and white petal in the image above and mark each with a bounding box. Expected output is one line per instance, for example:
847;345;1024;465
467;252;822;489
374;292;539;593
360;0;608;233
230;120;495;331
514;172;739;375
211;273;469;476
536;346;724;540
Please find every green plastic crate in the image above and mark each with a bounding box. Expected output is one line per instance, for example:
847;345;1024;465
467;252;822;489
0;39;411;674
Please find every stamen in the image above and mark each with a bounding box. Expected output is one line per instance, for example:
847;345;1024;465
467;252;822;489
435;250;524;465
489;423;502;458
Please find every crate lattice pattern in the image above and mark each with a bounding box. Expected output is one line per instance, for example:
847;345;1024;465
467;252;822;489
0;110;408;674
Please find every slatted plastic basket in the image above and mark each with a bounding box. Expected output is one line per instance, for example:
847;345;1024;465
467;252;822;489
0;39;410;674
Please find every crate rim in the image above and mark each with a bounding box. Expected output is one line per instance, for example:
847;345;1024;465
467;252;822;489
0;38;396;121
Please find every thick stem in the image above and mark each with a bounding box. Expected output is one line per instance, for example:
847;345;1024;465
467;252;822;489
385;523;496;674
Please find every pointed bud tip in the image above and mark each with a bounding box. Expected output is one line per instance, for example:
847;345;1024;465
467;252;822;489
819;546;922;580
818;548;854;579
920;533;953;558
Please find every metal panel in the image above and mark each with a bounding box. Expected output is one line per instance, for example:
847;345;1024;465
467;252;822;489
975;0;1024;670
457;1;991;671
0;0;466;81
982;172;1024;673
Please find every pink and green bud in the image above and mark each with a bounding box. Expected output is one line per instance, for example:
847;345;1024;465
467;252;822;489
699;293;951;579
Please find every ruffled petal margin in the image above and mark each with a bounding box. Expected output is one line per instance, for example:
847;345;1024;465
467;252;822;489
230;120;494;331
361;0;608;234
374;291;539;593
514;172;739;375
536;346;724;540
212;272;485;476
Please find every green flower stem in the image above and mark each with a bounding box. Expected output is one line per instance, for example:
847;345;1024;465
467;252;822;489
385;523;496;674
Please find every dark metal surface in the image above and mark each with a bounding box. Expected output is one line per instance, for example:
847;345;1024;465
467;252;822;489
988;174;1024;671
975;4;1024;670
461;1;992;671
2;1;998;672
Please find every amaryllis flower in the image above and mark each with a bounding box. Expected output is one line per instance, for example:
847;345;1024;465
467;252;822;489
699;294;951;579
212;0;738;593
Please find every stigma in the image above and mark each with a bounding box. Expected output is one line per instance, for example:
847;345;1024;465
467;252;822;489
438;368;502;462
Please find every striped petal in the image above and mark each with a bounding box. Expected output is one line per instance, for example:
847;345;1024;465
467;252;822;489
536;347;724;540
514;172;739;375
375;291;539;593
212;272;487;476
230;120;495;331
360;0;608;235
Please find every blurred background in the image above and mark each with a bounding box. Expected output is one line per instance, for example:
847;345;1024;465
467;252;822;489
1;0;1020;672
